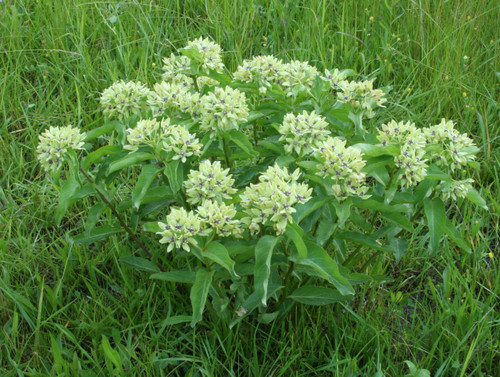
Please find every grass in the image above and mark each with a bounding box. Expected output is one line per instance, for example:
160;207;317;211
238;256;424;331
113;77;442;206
0;0;499;375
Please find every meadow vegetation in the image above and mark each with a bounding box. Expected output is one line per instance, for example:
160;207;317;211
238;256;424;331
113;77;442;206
0;0;498;376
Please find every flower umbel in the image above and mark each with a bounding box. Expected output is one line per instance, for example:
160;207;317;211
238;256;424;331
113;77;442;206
37;125;86;172
157;207;206;252
100;80;152;120
197;200;243;238
279;111;331;155
162;125;202;162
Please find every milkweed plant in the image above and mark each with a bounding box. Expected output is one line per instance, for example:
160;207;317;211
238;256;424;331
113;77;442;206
37;37;487;327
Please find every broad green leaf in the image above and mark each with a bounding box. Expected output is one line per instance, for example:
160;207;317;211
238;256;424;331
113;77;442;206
55;175;80;225
366;165;390;186
143;221;162;233
82;145;121;170
107;152;155;174
150;271;196;283
389;237;408;262
423;197;447;252
465;188;488;210
85;203;106;234
254;235;281;306
352;198;408;213
204;242;239;278
160;315;192;326
164;160;183;195
226;129;256;155
285;223;307;258
120;256;161;273
190;269;214;327
179;47;202;61
353;143;398;157
425;165;451;181
132;165;160;209
84;121;120;142
73;225;122;244
258;140;285;154
297;241;354;296
380;213;413;232
293;196;329;224
444;221;471;253
289;285;351;305
336;231;391;252
332;198;352;228
101;336;122;372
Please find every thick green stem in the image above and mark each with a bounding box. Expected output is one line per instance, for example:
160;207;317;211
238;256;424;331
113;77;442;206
222;137;232;170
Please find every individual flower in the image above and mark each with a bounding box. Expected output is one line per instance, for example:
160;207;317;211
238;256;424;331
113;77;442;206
199;86;249;136
100;80;152;119
197;200;243;238
37;125;86;172
157;207;207;252
184;160;237;205
314;137;369;199
124;118;171;151
278;111;331;155
321;68;349;90
240;165;312;235
185;37;225;72
437;179;473;201
337;79;387;118
162;125;202;162
423;119;477;171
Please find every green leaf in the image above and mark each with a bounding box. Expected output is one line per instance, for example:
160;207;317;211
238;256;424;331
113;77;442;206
107;152;155;174
190;269;214;327
423;197;447;252
120;256;161;273
425;165;451;181
444;220;471;253
254;235;281;306
132;165;160;210
336;231;391;253
150;271;196;283
55;174;80;225
84;121;120;142
297;241;354;296
164;160;183;195
179;48;203;62
380;212;413;232
160;315;192;326
465;188;488;210
226;129;256;155
353;143;398;157
285;223;307;258
73;226;122;244
82;145;121;170
101;335;122;372
352;198;408;213
293;196;329;224
85;203;106;234
204;242;239;278
289;285;351;305
332;198;352;228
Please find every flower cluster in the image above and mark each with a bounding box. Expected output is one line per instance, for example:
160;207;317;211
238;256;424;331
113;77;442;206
233;55;285;89
337;79;387;118
437;179;474;201
37;125;86;172
100;80;152;120
278;60;319;96
377;120;428;188
161;53;193;84
321;68;349;90
157;207;207;252
148;81;201;117
197;200;243;238
184;160;237;205
199;86;249;136
423;119;477;171
162;125;202;162
314;137;369;199
125;118;171;151
240;165;312;235
278;111;331;155
185;37;225;73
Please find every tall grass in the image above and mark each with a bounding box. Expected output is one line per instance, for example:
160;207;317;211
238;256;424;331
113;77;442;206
0;0;498;376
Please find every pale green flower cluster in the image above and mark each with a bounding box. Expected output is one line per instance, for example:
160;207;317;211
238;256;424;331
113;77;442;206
125;118;171;151
278;60;319;96
185;37;225;73
37;125;86;172
161;53;193;84
437;179;474;201
100;80;152;120
423;119;477;171
278;111;331;155
199;86;249;136
148;81;201;117
314;137;369;199
321;68;349;90
157;207;207;252
184;160;237;205
197;200;243;238
240;165;312;235
233;55;285;91
377;120;428;188
337;79;387;118
162;125;202;163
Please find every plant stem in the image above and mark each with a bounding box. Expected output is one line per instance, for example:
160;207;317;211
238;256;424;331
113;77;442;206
79;166;152;258
276;261;295;308
222;137;232;170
